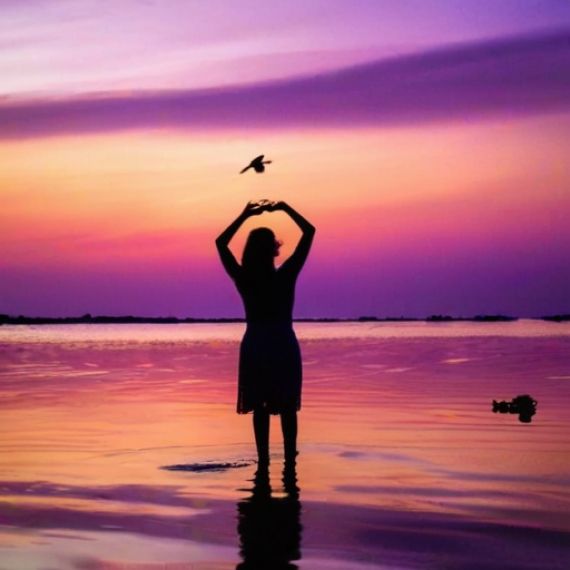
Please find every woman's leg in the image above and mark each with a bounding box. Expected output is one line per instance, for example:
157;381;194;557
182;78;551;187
280;409;298;463
253;407;270;464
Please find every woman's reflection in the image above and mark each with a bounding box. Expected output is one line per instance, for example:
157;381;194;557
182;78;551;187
236;464;302;569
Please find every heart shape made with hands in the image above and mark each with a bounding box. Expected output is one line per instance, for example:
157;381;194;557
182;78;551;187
246;199;283;213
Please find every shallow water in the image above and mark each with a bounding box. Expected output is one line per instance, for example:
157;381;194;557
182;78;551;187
1;323;569;569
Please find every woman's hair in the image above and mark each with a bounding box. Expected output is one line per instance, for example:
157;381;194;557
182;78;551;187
241;227;280;274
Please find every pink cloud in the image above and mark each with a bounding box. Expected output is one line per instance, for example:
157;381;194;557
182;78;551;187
1;30;569;139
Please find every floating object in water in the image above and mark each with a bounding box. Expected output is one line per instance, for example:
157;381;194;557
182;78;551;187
161;460;255;472
240;155;272;174
492;394;537;423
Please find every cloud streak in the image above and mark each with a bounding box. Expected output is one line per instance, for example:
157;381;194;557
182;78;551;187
0;30;569;139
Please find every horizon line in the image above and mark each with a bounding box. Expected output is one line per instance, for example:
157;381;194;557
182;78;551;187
2;314;570;324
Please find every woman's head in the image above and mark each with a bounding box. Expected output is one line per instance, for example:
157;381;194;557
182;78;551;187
242;227;281;273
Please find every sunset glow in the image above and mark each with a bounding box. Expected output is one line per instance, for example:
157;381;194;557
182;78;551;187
1;2;569;317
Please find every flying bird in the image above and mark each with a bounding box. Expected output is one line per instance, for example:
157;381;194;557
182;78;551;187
240;155;272;174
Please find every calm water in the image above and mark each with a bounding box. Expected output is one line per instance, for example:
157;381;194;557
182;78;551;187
1;322;569;569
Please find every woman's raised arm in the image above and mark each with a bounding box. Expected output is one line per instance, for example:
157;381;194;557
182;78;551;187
273;201;316;275
215;202;268;279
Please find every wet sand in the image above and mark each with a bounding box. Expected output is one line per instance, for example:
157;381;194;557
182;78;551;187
1;322;569;569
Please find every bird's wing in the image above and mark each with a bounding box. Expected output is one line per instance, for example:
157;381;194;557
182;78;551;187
239;165;251;174
253;154;264;162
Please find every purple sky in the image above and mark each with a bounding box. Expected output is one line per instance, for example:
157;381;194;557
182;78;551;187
1;30;569;139
2;0;570;97
1;1;569;318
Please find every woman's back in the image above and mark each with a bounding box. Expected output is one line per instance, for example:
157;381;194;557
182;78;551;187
236;266;297;324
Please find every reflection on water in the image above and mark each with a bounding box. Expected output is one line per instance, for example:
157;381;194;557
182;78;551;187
2;319;570;344
1;323;570;568
237;465;302;569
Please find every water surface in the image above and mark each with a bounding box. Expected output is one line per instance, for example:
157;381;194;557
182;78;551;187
1;322;569;569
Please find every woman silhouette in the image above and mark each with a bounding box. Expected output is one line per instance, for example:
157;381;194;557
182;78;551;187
216;201;315;468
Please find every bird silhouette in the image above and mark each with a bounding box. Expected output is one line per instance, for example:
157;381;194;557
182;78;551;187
240;155;273;174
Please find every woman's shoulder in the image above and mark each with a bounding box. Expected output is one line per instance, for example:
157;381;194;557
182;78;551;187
276;262;299;281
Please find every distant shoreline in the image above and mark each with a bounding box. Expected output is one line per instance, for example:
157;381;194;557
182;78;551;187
1;314;569;325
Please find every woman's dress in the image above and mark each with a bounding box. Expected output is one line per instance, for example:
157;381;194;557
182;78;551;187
235;257;303;415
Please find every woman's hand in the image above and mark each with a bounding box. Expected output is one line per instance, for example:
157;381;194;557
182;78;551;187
268;200;287;212
242;200;275;217
241;201;265;217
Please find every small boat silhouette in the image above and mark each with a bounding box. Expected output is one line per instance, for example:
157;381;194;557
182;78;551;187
492;394;537;423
